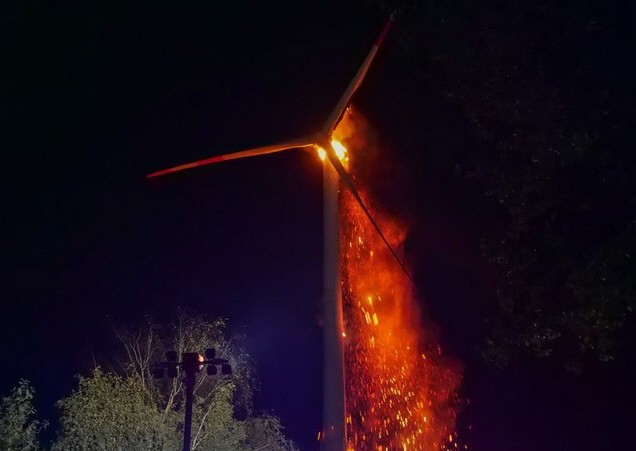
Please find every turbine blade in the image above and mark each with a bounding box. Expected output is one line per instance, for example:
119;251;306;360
325;147;413;282
147;136;316;178
323;16;394;135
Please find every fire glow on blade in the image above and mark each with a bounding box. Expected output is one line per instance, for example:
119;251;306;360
334;114;463;450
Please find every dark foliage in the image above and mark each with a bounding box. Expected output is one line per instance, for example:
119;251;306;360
368;0;636;365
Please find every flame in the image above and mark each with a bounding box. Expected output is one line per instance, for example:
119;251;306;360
317;139;349;165
335;112;462;450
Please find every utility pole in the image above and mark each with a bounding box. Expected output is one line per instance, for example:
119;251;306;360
153;349;232;451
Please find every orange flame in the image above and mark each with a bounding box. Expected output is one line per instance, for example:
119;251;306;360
335;112;462;449
317;139;349;165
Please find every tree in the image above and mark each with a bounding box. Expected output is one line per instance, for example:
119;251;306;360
53;369;179;451
244;415;297;451
53;313;297;450
368;0;636;365
0;380;45;451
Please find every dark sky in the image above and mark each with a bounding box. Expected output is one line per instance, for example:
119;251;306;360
2;1;634;450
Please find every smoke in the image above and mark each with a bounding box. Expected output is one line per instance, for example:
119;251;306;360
335;107;416;233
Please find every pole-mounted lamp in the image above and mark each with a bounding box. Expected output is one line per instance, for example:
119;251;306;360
153;349;232;451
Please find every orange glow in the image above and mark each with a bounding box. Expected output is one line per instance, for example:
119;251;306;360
335;112;462;450
317;139;349;165
332;140;349;162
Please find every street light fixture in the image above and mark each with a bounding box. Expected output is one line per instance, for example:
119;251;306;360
154;349;232;451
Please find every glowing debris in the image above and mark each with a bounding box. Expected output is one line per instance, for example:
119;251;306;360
339;142;462;449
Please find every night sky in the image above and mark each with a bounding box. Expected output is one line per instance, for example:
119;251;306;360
2;1;635;450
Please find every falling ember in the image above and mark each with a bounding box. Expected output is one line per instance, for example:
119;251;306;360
334;112;462;449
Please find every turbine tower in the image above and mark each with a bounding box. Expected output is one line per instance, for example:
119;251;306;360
148;17;398;450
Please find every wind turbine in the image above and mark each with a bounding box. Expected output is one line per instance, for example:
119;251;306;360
148;16;402;450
